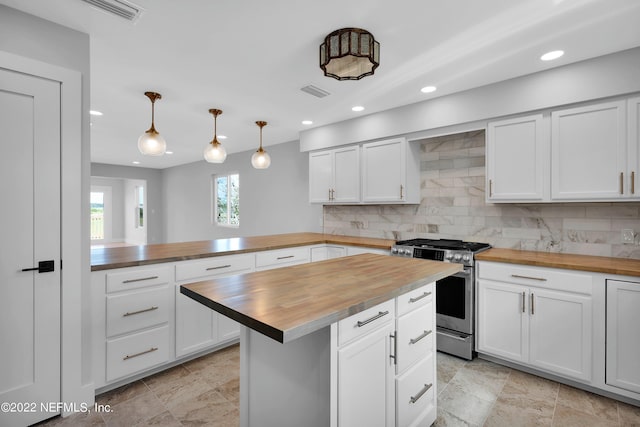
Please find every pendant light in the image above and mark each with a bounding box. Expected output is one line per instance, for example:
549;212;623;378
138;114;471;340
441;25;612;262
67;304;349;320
138;91;167;156
251;121;271;169
203;108;227;163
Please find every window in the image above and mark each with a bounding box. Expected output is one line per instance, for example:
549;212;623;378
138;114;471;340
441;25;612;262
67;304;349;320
90;191;105;240
214;173;239;226
135;185;144;228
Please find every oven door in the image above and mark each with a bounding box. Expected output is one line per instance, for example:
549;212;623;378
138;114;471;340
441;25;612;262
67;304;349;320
435;267;473;334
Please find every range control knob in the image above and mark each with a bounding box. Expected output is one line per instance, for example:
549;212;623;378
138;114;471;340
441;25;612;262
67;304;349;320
453;253;462;262
391;247;398;254
462;254;471;262
444;252;453;260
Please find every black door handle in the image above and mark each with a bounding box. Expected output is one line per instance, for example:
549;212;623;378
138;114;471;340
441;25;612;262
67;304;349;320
21;260;55;273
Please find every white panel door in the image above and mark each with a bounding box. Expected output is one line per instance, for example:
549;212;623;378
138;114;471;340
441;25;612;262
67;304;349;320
486;114;547;201
528;289;592;381
0;69;61;425
606;279;640;393
477;280;528;362
551;101;627;200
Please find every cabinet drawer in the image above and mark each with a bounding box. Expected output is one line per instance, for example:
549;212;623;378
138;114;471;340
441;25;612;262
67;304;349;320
478;262;592;294
106;286;170;337
106;267;170;293
106;325;170;382
338;300;395;346
175;254;254;282
255;247;310;269
397;283;434;316
397;353;435;427
397;302;433;374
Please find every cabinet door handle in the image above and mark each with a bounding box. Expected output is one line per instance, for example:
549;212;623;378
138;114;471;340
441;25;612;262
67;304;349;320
632;171;636;195
123;347;158;361
531;293;535;315
522;291;526;313
409;383;433;404
511;274;547;282
400;185;404;199
331;189;335;200
389;333;397;365
276;255;295;260
409;330;432;345
123;306;158;317
122;275;159;284
356;310;389;327
489;179;493;198
620;172;624;195
409;291;431;303
206;264;231;271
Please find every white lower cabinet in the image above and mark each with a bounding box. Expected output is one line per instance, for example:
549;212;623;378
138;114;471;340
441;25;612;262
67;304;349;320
606;279;640;394
334;282;436;427
477;262;593;382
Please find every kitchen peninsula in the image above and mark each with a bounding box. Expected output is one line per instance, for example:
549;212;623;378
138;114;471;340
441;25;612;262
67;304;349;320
181;253;461;427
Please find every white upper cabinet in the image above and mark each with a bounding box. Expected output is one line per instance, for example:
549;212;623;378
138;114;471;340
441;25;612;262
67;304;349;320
551;100;627;201
362;138;420;204
486;114;548;202
627;96;640;198
309;146;360;203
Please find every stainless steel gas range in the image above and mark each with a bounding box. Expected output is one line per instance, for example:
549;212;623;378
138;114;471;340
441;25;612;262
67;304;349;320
391;239;491;360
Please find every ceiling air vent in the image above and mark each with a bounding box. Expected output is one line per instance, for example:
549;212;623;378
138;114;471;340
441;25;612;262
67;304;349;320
300;85;330;98
80;0;144;22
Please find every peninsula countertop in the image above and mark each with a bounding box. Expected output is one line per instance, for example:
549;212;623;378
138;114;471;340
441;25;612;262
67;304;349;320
91;232;395;271
180;253;461;343
475;248;640;277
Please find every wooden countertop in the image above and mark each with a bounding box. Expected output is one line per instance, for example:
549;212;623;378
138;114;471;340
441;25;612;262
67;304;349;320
91;232;395;271
181;253;461;343
476;248;640;277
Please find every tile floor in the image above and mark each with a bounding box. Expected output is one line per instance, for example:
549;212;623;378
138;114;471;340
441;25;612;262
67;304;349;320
37;345;640;426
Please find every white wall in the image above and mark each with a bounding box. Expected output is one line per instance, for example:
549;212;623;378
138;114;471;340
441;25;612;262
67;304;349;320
162;140;322;242
300;47;640;151
91;163;164;244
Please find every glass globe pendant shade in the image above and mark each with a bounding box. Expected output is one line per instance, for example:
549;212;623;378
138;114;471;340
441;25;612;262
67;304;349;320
251;148;271;169
138;129;167;156
204;140;227;163
138;92;166;156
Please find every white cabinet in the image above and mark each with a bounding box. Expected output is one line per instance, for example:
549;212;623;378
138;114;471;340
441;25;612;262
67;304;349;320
362;138;420;204
175;254;253;357
486;114;548;202
310;245;347;262
606;279;640;394
477;262;593;382
309;146;360;203
628;96;640;198
551;100;628;200
255;246;310;271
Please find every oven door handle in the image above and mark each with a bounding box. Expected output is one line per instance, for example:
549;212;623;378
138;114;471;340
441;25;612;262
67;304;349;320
452;268;472;277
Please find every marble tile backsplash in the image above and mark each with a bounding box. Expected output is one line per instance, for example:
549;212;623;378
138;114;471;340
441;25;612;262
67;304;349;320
323;131;640;259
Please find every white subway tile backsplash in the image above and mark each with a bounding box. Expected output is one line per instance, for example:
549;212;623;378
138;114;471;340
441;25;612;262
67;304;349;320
323;131;640;259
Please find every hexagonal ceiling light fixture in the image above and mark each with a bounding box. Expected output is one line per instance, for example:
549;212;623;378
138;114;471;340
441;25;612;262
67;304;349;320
320;28;380;81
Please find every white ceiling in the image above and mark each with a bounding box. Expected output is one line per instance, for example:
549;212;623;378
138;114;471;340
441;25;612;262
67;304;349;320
3;0;640;169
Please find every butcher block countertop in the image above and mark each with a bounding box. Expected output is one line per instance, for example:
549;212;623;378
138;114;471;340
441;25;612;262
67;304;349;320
91;232;394;271
181;253;461;343
476;248;640;277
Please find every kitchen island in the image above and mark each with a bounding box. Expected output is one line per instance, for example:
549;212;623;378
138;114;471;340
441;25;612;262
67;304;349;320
181;253;461;427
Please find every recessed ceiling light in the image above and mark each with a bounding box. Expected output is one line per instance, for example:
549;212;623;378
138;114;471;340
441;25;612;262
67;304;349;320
302;120;313;125
540;50;564;61
132;161;140;165
218;135;227;140
421;86;437;93
352;106;365;112
89;110;103;116
165;151;173;155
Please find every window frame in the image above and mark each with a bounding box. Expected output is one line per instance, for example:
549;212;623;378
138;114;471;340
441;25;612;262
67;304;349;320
212;172;240;227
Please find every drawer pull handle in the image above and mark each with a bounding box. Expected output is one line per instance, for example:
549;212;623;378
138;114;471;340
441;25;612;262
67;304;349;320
511;274;546;281
409;330;432;345
389;333;397;365
122;275;159;284
123;347;158;361
409;291;431;303
531;293;535;315
206;264;231;271
356;311;389;327
123;306;158;317
409;383;433;404
276;255;295;260
522;291;526;313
